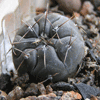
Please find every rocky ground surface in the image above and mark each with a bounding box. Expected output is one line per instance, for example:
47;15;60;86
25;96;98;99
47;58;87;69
0;0;100;100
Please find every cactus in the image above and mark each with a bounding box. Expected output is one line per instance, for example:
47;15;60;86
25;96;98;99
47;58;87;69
12;12;85;82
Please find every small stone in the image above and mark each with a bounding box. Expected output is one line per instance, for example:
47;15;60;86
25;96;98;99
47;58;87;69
37;95;49;100
85;14;99;26
80;1;95;16
55;96;61;100
89;24;99;35
74;83;100;99
0;74;11;90
14;73;29;87
37;93;56;100
55;0;81;13
51;82;75;91
0;90;7;100
88;49;97;61
46;85;53;94
85;40;93;49
60;92;72;100
56;91;63;96
20;96;37;100
37;83;46;95
70;91;82;99
25;83;38;96
7;86;24;100
86;29;98;39
47;93;56;97
60;91;82;100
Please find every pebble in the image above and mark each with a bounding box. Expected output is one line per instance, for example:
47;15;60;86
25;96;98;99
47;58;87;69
37;93;57;100
60;91;82;100
85;40;93;49
46;85;53;94
86;29;98;38
7;86;24;100
25;83;38;96
90;24;99;33
85;14;99;26
0;90;7;100
55;0;81;13
47;93;57;97
14;73;29;87
55;96;61;100
80;1;95;16
37;83;46;95
56;91;63;96
0;74;11;90
51;82;75;91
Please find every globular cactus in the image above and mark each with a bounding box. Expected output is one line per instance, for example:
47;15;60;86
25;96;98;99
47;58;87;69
12;13;85;82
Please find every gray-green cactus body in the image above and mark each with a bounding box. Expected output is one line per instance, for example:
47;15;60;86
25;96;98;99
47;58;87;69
13;13;85;82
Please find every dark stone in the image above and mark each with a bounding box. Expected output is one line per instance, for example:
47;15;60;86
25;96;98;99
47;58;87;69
85;40;93;49
14;73;29;87
88;49;97;61
56;91;63;96
25;83;38;96
0;74;11;92
74;83;100;99
51;82;75;91
86;30;97;38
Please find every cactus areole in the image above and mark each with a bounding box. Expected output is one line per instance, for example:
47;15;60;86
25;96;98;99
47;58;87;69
13;13;85;82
